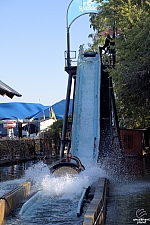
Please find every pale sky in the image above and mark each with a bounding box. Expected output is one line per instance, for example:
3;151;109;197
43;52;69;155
0;0;95;106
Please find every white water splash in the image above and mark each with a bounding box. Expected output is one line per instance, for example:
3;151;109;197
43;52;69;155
24;161;107;199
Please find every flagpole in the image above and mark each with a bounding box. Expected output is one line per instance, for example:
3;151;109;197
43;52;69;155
67;27;71;67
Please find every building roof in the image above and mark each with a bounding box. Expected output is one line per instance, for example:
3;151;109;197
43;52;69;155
0;80;22;99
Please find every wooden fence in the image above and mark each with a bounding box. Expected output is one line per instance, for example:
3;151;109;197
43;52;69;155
0;134;60;163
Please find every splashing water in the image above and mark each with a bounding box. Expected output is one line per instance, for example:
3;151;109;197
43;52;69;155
4;159;150;225
2;161;107;225
24;161;107;199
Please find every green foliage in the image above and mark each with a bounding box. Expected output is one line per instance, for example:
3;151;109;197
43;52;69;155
50;119;63;134
111;12;150;128
45;115;72;144
89;0;150;128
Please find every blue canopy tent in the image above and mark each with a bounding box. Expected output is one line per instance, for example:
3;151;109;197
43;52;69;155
0;100;73;137
0;100;73;121
50;99;73;119
0;102;47;121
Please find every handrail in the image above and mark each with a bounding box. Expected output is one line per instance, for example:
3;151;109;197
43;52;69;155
77;186;90;217
93;179;107;225
19;190;41;217
94;204;104;225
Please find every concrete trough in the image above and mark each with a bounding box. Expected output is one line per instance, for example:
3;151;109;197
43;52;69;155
83;178;108;225
0;181;31;225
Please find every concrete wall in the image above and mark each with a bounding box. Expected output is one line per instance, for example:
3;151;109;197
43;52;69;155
83;178;108;225
0;181;31;225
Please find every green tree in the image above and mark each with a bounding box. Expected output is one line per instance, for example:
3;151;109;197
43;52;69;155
44;115;72;146
112;13;150;128
88;0;150;128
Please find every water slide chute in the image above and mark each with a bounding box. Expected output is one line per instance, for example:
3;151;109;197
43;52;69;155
50;49;101;174
71;51;101;164
51;0;121;174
